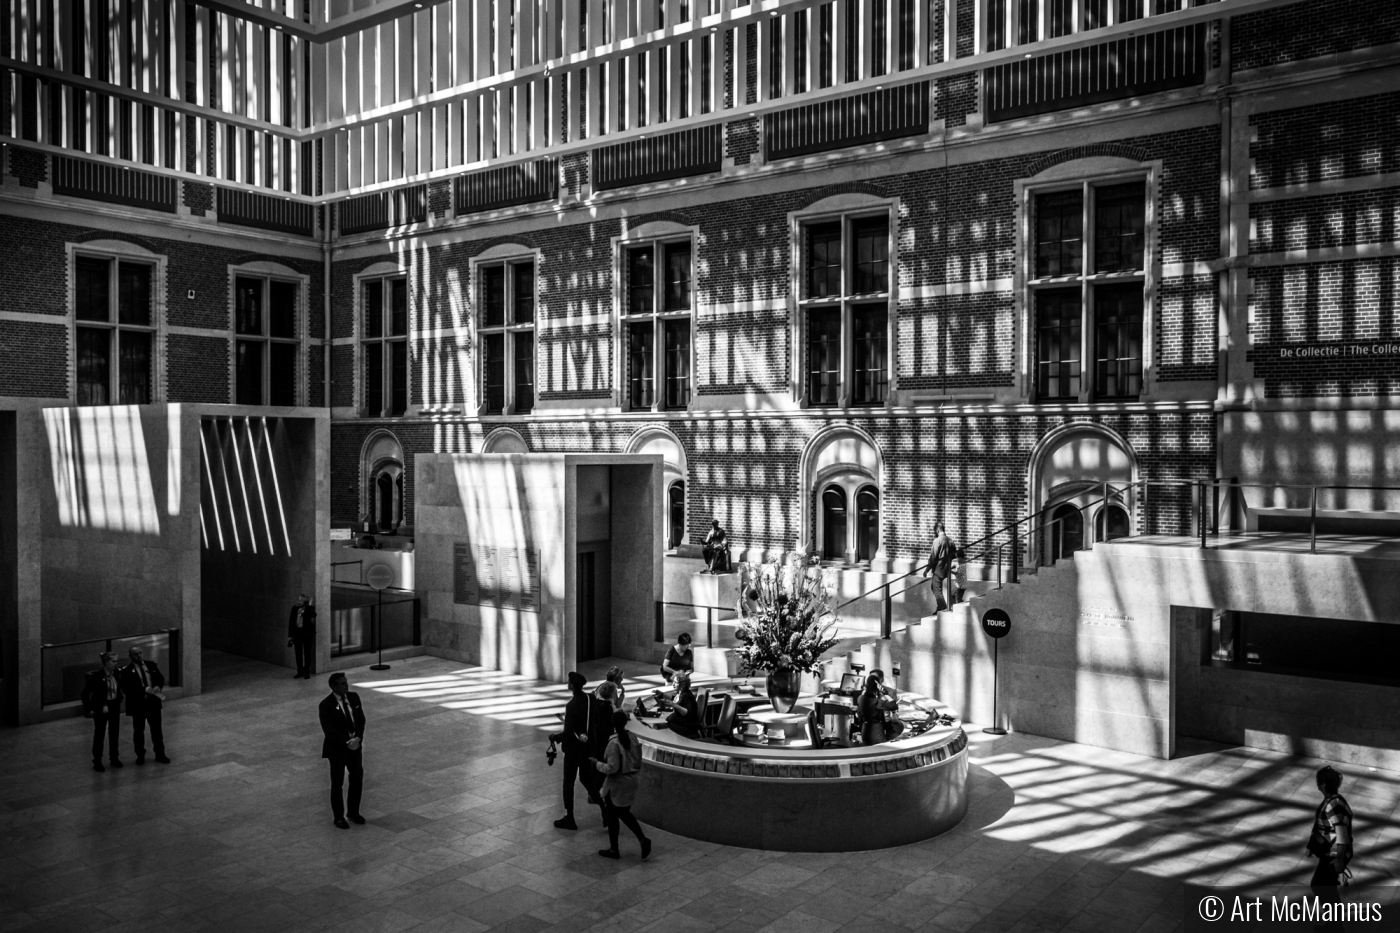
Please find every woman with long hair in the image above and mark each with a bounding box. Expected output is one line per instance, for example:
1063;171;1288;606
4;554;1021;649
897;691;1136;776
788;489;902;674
590;710;652;859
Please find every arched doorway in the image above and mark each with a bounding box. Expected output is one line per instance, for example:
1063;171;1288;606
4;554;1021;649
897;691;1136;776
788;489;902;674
668;481;685;550
802;426;883;566
1096;504;1130;542
821;486;848;560
1029;424;1137;566
1049;503;1084;562
360;430;405;532
625;428;688;552
856;486;879;562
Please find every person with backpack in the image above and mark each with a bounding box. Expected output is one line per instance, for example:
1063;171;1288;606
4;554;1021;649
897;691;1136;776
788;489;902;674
1307;765;1354;891
591;709;652;860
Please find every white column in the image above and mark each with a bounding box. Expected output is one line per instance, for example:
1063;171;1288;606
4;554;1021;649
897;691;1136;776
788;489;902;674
782;12;796;96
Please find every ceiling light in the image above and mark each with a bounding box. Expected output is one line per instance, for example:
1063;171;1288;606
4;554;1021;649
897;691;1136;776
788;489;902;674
1024;52;1033;58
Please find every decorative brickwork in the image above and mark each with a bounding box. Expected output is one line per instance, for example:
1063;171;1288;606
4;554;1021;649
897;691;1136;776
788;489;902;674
725;117;760;165
954;0;975;58
562;152;589;198
1250;91;1400;190
182;180;213;216
1231;0;1400;72
7;146;47;187
1025;144;1155;178
1251;189;1400;253
744;25;758;105
935;73;978;127
428;180;452;218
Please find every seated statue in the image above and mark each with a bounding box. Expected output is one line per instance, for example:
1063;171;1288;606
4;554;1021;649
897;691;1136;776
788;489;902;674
701;520;730;574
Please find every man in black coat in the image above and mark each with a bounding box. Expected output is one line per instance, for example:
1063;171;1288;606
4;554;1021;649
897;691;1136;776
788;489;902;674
288;594;317;679
80;652;123;772
318;672;367;829
550;672;607;830
119;646;170;764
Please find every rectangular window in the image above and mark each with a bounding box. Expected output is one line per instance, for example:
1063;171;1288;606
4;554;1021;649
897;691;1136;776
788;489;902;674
852;305;888;406
234;274;300;406
664;320;691;408
628;322;655;410
76;327;111;405
620;238;694;411
1029;178;1147;402
476;258;535;415
851;218;889;294
806;222;842;299
799;212;894;407
1093;284;1143;398
807;307;841;406
483;334;506;414
664;243;692;312
1036;288;1081;400
626;246;654;316
362;276;408;416
1094;182;1146;274
1035;190;1083;278
514;332;535;413
73;256;155;405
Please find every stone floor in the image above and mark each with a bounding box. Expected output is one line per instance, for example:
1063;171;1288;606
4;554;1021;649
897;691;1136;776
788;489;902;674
3;652;1399;933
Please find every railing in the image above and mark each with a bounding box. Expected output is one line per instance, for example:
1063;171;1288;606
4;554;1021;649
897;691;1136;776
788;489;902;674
216;187;318;236
51;155;178;212
331;559;364;584
40;629;180;708
962;478;1400;590
830;567;928;640
329;583;421;657
655;600;737;648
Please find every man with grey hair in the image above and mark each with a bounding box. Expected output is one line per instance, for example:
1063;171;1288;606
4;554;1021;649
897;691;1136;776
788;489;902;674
80;651;124;772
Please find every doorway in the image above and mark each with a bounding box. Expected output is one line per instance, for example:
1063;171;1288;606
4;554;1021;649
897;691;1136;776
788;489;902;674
0;412;15;725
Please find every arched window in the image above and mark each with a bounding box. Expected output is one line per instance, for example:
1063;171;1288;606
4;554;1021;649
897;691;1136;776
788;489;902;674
822;486;848;561
668;481;685;550
375;473;394;531
1049;503;1083;562
360;430;405;533
856;486;879;562
1096;504;1130;542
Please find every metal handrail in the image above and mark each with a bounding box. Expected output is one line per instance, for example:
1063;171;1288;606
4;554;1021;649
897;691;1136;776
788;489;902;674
331;558;363;584
40;628;178;650
656;599;737;649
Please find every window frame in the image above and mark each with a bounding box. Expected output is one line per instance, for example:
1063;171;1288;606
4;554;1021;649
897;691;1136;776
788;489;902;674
471;247;539;417
812;470;881;566
227;264;308;407
1018;166;1157;404
791;203;897;409
613;229;697;413
66;242;167;406
358;273;411;418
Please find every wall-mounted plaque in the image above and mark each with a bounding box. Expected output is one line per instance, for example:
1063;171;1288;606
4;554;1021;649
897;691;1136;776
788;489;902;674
453;543;540;611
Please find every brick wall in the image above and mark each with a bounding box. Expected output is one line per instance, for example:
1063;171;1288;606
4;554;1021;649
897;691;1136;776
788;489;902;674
1250;92;1400;189
1232;0;1400;72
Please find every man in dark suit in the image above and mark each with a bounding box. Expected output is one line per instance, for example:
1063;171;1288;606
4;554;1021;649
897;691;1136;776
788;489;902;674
80;652;123;772
550;672;607;830
318;672;367;829
120;646;170;765
288;594;317;679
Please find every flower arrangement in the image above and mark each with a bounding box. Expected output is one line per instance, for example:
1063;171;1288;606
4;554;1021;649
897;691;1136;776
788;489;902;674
732;555;841;675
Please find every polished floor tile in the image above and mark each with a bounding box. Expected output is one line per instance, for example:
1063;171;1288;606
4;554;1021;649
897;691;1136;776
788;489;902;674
2;651;1398;933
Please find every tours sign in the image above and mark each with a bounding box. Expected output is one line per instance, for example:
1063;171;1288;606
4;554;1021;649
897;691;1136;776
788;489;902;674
981;608;1011;639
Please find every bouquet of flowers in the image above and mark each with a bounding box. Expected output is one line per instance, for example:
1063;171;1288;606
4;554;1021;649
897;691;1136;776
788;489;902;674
732;555;841;675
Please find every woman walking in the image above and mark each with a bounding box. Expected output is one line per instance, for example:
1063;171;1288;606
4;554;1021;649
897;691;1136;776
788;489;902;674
591;710;652;860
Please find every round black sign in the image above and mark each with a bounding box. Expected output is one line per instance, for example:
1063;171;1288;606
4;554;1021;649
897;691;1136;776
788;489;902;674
981;608;1011;639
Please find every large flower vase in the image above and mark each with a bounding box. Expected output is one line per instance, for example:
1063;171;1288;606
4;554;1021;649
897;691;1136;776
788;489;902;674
765;668;802;714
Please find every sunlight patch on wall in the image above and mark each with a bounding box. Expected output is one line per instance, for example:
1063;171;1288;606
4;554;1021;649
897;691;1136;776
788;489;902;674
43;406;160;533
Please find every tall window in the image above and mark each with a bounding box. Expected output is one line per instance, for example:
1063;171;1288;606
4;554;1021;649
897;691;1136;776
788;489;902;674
477;257;535;415
362;276;408;417
234;276;300;406
1030;180;1146;402
622;238;692;411
74;255;156;405
800;213;891;407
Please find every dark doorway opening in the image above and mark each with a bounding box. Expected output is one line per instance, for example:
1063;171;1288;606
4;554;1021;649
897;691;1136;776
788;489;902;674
1049;503;1083;562
0;412;16;725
